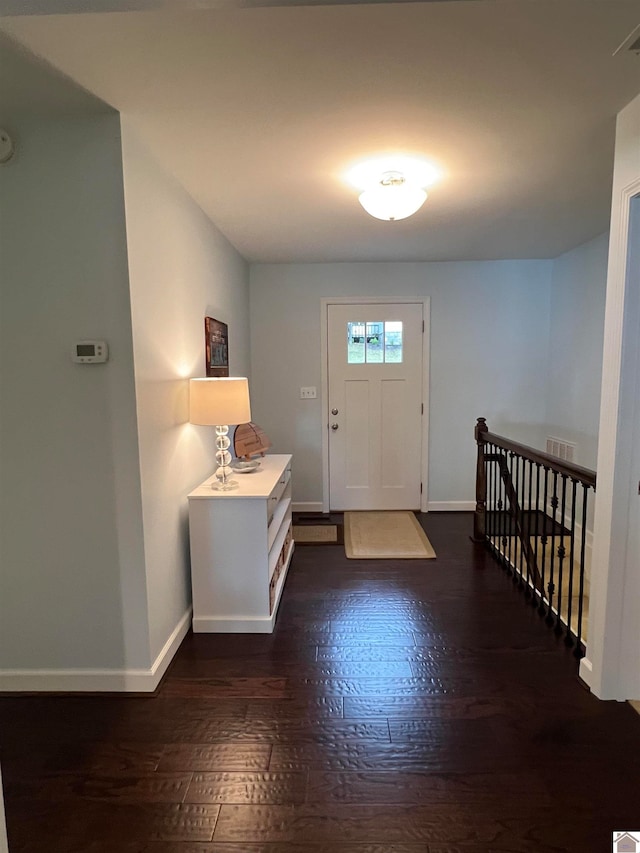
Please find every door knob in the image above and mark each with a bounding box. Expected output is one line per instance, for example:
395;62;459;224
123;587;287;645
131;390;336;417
331;423;339;431
331;408;339;415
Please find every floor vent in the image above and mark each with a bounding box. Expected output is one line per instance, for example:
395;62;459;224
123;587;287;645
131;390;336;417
546;436;576;463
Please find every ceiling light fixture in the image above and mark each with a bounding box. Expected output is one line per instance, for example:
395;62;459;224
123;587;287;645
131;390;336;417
358;171;427;221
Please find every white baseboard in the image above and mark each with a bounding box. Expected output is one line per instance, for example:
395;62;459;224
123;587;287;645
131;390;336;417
427;501;475;512
292;501;324;513
0;608;191;693
297;500;475;514
193;615;276;633
579;656;593;688
149;607;192;687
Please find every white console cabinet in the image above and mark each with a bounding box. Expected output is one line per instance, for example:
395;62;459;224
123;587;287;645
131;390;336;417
187;454;294;633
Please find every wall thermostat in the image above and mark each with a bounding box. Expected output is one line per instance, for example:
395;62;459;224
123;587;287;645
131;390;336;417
0;129;14;165
72;340;109;364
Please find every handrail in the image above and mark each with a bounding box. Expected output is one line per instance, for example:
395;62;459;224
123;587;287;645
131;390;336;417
476;418;596;488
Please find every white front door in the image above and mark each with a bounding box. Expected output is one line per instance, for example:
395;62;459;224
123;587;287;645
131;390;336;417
327;302;424;510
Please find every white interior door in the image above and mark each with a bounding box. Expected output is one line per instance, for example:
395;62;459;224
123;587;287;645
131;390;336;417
328;302;424;510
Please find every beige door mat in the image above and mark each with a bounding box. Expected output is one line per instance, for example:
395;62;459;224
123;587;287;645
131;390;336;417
293;524;343;544
344;511;436;559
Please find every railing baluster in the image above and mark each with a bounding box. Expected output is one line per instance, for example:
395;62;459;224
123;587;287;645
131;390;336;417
511;453;518;575
525;458;533;598
510;451;519;583
500;451;508;571
574;484;589;658
488;444;493;542
554;474;568;636
532;462;541;608
503;453;509;569
491;443;497;554
495;444;500;557
539;467;549;617
565;478;578;647
504;456;510;568
546;471;559;626
517;455;526;589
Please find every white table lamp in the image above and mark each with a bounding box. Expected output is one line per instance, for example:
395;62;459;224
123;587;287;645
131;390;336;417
189;377;251;490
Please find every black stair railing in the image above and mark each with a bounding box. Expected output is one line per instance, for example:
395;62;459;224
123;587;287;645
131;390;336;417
473;417;596;658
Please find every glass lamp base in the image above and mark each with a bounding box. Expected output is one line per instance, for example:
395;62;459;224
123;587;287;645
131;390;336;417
211;426;237;490
211;478;239;491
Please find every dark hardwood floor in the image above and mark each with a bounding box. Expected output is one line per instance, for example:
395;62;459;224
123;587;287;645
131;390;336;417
2;512;640;852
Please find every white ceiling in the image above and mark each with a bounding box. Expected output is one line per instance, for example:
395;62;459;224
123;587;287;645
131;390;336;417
1;1;639;262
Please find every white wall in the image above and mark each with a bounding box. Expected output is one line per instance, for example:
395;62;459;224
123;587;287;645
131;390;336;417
120;120;251;662
583;91;640;700
250;260;552;506
546;233;609;469
0;112;251;689
0;115;148;673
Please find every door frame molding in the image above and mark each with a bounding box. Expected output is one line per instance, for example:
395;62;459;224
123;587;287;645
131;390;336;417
580;181;640;699
320;297;431;513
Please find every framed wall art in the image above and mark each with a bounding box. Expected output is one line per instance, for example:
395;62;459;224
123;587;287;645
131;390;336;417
204;317;229;377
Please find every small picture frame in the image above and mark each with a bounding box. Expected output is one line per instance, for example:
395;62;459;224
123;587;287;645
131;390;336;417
204;317;229;377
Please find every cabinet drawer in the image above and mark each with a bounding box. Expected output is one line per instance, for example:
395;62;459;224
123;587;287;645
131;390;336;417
267;466;291;525
268;466;291;507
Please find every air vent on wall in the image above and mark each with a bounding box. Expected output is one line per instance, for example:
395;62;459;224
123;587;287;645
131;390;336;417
546;436;576;463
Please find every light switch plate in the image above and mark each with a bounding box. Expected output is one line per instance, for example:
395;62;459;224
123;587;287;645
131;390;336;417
300;386;317;399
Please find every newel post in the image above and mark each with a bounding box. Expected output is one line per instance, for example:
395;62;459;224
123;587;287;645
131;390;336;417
473;417;488;542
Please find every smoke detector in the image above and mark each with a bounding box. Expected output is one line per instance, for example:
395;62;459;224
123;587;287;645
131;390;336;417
613;23;640;56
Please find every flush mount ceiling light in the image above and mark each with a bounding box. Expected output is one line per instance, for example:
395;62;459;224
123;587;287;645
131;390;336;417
358;171;427;221
346;156;441;222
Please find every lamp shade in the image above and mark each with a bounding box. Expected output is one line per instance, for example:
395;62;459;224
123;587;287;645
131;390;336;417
359;182;427;221
189;377;251;425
